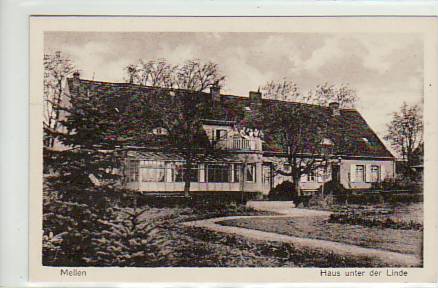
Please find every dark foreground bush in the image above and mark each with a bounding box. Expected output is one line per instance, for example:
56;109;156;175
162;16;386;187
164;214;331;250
336;192;383;205
132;191;261;208
379;177;423;194
382;192;423;204
318;180;349;196
42;184;174;267
308;194;335;209
42;177;265;266
268;181;296;201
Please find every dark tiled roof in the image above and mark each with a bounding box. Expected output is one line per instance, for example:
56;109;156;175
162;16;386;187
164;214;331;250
67;78;394;159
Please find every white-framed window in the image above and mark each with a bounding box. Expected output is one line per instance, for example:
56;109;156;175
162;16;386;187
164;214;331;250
355;165;365;182
127;159;139;182
370;165;380;183
172;162;200;183
152;127;168;135
214;129;227;141
262;164;271;184
232;163;241;183
322;138;334;145
307;171;316;182
246;163;257;183
140;160;165;182
207;164;230;183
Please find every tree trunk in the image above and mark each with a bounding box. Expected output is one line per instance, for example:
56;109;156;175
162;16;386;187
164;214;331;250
184;179;190;198
183;161;192;198
321;181;325;197
293;175;301;197
49;78;64;148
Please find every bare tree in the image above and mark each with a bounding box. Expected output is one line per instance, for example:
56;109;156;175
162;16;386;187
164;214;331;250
125;58;226;196
125;59;175;87
308;82;357;108
261;102;331;196
261;79;301;102
385;102;423;168
175;59;225;91
125;58;224;92
253;79;336;196
44;51;75;147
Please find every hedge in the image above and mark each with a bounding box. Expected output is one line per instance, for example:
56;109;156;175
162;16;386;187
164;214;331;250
329;211;423;230
335;192;423;205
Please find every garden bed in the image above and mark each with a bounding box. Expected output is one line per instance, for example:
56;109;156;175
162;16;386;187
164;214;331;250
328;203;423;230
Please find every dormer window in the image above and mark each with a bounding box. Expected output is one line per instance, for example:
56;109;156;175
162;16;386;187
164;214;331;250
152;127;168;135
322;138;334;146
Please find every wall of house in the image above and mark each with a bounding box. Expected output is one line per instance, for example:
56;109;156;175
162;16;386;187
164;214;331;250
270;167;330;193
133;174;265;194
339;159;395;189
125;152;395;194
126;155;266;194
269;158;395;193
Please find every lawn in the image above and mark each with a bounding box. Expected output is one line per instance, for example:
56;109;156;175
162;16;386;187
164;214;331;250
218;203;423;257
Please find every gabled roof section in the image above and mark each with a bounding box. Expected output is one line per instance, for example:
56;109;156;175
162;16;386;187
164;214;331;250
67;78;394;159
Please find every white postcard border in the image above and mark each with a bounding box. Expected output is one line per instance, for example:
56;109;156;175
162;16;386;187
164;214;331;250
29;16;438;284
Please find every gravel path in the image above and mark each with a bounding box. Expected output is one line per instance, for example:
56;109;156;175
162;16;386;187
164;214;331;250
182;208;421;267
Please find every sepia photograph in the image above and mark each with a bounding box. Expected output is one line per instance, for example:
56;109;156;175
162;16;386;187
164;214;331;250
28;17;437;283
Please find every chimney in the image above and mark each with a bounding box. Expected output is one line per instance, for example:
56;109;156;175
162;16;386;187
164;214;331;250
210;81;221;102
249;89;262;110
249;89;262;102
329;102;340;116
73;71;80;80
71;71;81;94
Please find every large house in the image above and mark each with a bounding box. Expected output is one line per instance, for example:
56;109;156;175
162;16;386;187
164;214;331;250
64;72;395;196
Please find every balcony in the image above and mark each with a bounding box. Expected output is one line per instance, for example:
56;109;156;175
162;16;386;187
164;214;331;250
216;137;262;151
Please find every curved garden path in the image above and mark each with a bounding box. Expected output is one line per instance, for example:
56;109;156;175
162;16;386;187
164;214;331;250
182;207;421;267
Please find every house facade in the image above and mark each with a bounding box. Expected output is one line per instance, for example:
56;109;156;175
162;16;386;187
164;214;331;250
65;73;396;196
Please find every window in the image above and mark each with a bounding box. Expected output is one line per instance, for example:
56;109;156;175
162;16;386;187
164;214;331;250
152;127;168;135
172;162;199;182
207;164;230;183
127;159;139;182
141;160;165;182
186;166;199;182
233;164;241;183
307;171;316;182
173;162;184;182
322;138;334;145
215;129;227;141
246;163;257;183
371;165;380;183
355;165;365;182
263;165;271;184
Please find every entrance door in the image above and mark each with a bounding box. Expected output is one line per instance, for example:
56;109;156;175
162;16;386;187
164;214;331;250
331;163;340;183
262;163;272;193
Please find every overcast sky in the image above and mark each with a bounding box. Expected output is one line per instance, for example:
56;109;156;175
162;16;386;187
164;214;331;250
45;32;423;155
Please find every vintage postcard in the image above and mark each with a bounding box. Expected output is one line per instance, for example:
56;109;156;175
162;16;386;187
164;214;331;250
29;16;437;283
